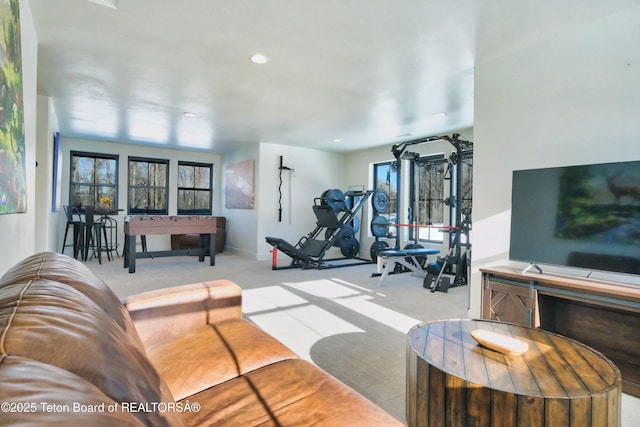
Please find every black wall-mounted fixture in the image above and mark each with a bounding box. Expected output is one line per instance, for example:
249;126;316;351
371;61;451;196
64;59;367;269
278;156;294;222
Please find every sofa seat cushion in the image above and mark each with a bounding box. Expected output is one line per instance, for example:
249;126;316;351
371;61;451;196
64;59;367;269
0;356;146;426
180;359;403;426
124;280;242;348
145;318;298;400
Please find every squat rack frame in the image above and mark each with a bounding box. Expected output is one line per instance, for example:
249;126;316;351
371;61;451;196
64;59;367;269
390;133;473;287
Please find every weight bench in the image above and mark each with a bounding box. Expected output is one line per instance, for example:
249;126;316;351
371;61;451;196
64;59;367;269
376;248;439;286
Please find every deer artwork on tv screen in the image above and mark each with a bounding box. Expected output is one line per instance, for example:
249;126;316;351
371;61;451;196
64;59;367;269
555;161;640;246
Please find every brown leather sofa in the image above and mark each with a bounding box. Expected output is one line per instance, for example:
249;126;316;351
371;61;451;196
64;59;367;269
171;216;226;254
0;251;402;426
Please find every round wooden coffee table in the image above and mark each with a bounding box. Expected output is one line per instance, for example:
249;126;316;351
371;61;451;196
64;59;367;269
406;319;621;427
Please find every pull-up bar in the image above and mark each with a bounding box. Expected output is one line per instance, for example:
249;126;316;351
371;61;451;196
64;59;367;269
391;133;472;161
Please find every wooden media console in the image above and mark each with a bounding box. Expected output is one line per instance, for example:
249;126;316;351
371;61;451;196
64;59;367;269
481;266;640;397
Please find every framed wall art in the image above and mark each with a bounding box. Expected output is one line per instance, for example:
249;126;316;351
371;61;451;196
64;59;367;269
224;159;255;209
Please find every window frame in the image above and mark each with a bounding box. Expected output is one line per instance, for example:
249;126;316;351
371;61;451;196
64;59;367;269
409;153;447;243
177;161;213;215
69;151;119;213
127;156;170;215
371;160;399;239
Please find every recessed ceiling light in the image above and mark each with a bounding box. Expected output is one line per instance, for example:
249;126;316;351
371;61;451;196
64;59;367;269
432;112;447;118
333;138;342;143
183;112;197;118
250;53;268;64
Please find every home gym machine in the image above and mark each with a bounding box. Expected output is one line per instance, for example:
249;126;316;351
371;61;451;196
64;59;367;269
387;133;473;291
370;187;441;285
266;188;385;270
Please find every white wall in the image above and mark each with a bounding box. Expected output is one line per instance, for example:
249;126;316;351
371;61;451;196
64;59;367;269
221;144;260;259
472;7;640;317
34;95;59;253
255;142;346;261
0;0;37;274
58;137;222;253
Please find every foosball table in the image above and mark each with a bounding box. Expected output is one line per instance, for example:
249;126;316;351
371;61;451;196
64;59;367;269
124;215;217;273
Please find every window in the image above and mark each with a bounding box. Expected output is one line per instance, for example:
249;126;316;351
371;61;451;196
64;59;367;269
372;161;398;237
177;161;213;215
128;157;169;214
410;154;446;242
70;151;118;211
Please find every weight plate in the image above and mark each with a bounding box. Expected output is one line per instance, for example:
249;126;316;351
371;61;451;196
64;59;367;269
370;214;389;237
325;188;346;213
371;189;390;213
340;239;360;258
369;240;389;260
344;195;353;211
336;225;355;248
404;244;425;267
423;273;436;290
403;243;420;250
350;216;360;233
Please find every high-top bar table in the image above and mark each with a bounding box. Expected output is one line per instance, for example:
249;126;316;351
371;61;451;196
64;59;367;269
406;319;621;427
124;215;216;273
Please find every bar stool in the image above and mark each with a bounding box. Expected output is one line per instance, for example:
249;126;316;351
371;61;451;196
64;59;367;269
101;216;119;258
82;206;110;264
61;205;84;259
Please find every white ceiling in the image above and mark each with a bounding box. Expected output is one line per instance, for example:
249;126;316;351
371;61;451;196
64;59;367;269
29;0;638;153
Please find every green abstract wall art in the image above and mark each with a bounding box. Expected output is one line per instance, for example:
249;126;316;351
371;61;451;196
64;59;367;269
0;0;25;214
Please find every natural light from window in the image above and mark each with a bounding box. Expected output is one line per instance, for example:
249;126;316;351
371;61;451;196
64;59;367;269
243;279;421;363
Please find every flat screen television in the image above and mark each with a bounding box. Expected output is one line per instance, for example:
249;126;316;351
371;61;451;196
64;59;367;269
510;160;640;276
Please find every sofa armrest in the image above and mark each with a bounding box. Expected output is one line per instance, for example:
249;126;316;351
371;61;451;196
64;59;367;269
122;280;242;347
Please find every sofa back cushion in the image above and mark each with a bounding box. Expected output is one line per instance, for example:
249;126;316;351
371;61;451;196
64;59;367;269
0;252;141;342
0;252;184;426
